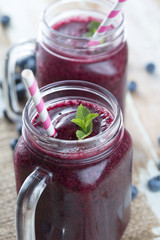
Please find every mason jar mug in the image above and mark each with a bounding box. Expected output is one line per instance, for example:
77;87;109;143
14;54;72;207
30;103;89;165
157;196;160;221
4;0;128;122
14;80;132;240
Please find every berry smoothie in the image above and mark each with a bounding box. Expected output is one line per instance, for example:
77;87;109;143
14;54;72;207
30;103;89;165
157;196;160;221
37;17;128;111
14;100;132;240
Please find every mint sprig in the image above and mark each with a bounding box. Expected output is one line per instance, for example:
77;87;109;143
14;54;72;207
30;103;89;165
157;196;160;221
84;21;101;37
71;104;98;140
84;21;105;44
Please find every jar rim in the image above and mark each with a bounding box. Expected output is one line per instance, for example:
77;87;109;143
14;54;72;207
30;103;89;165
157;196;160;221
22;80;124;162
42;0;125;44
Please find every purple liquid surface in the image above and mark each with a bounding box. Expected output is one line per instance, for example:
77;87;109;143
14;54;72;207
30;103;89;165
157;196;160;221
33;100;113;140
36;17;128;111
14;101;132;240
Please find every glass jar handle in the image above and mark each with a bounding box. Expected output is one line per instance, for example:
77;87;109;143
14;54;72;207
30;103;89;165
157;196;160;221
3;39;36;122
16;167;53;240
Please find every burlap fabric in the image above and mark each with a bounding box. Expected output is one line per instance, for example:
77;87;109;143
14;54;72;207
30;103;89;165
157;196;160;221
0;119;159;240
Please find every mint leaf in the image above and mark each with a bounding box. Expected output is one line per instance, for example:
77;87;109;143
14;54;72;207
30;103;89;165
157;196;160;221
84;32;93;37
76;125;92;140
84;21;100;37
84;21;106;44
89;21;101;33
86;121;92;135
76;130;89;140
76;104;90;120
71;104;98;140
84;113;98;129
71;118;83;129
100;38;105;44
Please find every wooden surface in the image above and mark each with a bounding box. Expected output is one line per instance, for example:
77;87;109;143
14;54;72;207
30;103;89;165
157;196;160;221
0;0;160;239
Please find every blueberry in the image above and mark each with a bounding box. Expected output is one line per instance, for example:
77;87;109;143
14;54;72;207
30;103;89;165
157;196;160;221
16;57;28;70
158;136;160;146
16;83;26;101
148;176;160;192
0;80;2;89
0;15;10;27
16;122;22;136
13;73;22;84
24;56;36;74
16;55;36;71
10;138;18;150
131;185;138;200
145;63;155;74
128;81;137;92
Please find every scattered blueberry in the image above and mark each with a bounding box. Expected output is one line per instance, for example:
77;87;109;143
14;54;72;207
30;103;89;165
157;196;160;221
0;15;10;27
145;63;156;74
10;138;18;150
148;176;160;192
131;185;138;200
13;73;22;84
16;55;36;72
24;56;36;74
16;122;22;136
16;58;28;70
128;81;137;93
16;83;26;101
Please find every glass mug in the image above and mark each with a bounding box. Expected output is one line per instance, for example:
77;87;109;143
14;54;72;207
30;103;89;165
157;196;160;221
4;0;128;122
14;80;132;240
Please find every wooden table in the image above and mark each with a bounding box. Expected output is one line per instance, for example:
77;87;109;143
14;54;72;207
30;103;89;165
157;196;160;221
0;0;160;239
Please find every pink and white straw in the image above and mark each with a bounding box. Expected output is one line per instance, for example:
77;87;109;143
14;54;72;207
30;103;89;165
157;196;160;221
22;69;56;137
88;0;127;47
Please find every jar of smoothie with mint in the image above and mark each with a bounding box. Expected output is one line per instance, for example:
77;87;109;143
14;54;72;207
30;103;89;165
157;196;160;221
36;0;128;111
4;0;128;122
14;80;132;240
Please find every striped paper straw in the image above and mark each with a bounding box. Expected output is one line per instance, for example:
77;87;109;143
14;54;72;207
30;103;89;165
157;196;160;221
88;0;127;47
22;69;56;137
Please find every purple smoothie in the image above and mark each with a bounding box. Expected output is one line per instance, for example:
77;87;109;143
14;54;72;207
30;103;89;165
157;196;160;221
14;100;132;240
36;17;128;111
